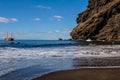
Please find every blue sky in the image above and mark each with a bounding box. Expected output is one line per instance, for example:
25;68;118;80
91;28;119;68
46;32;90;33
0;0;88;40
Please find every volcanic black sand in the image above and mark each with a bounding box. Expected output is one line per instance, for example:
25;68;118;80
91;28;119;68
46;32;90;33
33;57;120;80
33;68;120;80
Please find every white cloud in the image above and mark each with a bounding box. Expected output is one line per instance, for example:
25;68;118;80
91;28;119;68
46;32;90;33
53;15;63;21
0;17;9;23
54;28;71;34
10;18;18;22
63;28;72;32
55;30;60;33
36;5;51;10
0;17;18;23
33;18;41;21
54;16;62;19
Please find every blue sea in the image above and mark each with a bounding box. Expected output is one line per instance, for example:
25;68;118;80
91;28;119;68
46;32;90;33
0;40;120;80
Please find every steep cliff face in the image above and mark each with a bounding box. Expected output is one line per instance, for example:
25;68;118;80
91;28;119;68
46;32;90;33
71;0;120;41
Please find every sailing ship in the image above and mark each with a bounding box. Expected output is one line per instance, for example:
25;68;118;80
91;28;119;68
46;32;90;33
4;32;14;41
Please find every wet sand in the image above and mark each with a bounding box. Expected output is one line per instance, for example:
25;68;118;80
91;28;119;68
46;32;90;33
33;68;120;80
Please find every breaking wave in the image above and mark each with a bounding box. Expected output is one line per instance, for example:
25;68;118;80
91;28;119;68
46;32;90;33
0;40;120;80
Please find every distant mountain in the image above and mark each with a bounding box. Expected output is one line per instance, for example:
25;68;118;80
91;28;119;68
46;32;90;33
71;0;120;41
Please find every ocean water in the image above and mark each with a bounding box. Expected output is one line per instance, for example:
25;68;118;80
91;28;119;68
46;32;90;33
0;40;120;80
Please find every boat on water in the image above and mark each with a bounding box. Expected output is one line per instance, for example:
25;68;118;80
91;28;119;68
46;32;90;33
58;38;63;41
4;37;14;41
4;32;14;41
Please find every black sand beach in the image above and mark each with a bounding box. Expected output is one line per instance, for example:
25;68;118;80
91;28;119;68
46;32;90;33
33;57;120;80
33;68;120;80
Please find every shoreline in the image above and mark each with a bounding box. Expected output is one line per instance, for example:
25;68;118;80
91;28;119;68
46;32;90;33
76;40;120;45
32;56;120;80
33;67;120;80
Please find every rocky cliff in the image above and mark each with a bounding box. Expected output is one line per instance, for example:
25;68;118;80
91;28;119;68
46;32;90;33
71;0;120;41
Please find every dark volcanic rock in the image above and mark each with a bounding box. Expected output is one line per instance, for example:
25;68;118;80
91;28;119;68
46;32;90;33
71;0;120;41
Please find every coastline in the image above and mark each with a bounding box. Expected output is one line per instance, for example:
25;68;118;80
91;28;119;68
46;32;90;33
76;40;120;45
1;40;120;80
33;67;120;80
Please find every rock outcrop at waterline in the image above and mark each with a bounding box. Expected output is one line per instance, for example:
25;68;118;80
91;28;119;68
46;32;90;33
70;0;120;41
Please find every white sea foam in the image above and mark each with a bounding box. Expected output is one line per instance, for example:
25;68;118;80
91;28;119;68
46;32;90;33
0;45;120;59
0;45;120;77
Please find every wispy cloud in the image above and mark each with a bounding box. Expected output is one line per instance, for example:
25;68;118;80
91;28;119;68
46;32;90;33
0;28;72;38
54;16;62;19
47;31;53;34
29;28;71;35
0;17;18;23
53;15;63;21
33;18;41;21
0;17;9;23
45;28;71;34
55;28;72;34
0;32;32;37
36;5;51;10
10;18;18;22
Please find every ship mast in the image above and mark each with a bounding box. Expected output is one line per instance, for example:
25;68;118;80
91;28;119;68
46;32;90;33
7;32;8;38
10;32;13;38
4;32;14;41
